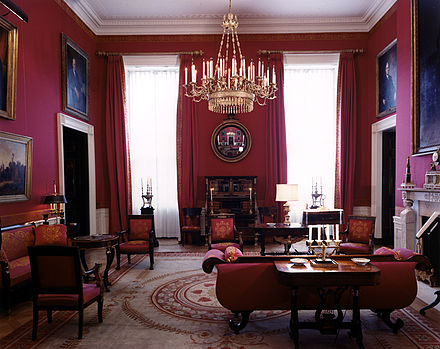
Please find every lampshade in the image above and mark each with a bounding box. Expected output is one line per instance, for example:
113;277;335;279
275;184;298;202
43;194;67;204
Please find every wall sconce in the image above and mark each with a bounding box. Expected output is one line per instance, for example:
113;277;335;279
275;184;298;225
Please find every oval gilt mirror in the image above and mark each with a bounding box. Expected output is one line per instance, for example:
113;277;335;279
211;120;251;162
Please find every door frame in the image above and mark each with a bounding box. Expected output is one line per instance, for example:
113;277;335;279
57;112;96;235
371;114;396;239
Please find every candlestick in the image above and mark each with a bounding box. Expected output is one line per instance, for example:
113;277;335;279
308;226;312;241
317;226;321;241
326;225;330;241
210;187;214;201
249;187;252;200
335;225;339;241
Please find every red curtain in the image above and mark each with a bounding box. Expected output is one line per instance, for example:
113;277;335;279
176;54;199;215
335;52;357;219
264;54;287;220
105;56;130;234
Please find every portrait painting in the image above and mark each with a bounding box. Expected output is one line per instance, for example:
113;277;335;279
61;33;89;121
377;39;397;118
0;17;17;120
412;0;440;154
0;131;32;202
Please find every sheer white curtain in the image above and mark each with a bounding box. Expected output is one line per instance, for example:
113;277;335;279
284;54;339;222
125;56;180;238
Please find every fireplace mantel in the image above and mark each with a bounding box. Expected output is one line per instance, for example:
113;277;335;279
394;187;440;250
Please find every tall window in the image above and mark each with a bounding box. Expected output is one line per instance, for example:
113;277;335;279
284;54;339;221
125;56;180;238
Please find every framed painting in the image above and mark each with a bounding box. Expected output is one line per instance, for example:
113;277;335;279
376;39;397;118
0;131;32;202
61;33;89;121
412;0;440;154
0;17;17;120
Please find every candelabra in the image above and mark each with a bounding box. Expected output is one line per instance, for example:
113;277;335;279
311;180;325;209
306;225;341;267
141;178;154;209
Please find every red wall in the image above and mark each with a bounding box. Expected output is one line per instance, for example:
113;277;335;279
0;1;98;222
0;0;413;224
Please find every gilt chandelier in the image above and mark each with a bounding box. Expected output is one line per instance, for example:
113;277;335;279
183;0;277;114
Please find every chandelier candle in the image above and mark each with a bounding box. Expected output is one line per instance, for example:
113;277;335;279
183;0;277;114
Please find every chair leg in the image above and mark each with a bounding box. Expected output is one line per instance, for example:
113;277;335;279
78;309;83;339
98;297;103;323
47;310;52;323
32;306;38;341
116;245;121;270
127;254;131;264
149;252;154;270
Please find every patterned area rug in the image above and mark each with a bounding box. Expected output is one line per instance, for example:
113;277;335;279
1;253;440;348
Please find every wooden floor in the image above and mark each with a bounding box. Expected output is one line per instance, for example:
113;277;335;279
1;239;440;339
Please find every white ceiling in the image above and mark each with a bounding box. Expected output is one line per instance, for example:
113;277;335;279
64;0;397;36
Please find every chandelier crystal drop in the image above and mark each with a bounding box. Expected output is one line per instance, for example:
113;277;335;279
183;0;277;114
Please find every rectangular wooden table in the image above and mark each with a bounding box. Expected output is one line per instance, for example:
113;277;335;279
274;259;380;349
254;223;308;255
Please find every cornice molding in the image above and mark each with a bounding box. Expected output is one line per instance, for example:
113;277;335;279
65;0;397;36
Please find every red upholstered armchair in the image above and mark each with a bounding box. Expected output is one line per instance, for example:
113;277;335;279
28;245;103;340
181;208;202;246
339;216;376;254
208;214;243;252
116;215;154;270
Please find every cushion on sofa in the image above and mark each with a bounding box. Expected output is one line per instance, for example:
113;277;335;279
225;246;242;263
0;226;35;261
34;224;67;246
7;256;31;287
374;246;418;261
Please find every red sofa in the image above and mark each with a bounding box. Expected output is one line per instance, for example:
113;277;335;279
0;222;68;312
202;248;431;333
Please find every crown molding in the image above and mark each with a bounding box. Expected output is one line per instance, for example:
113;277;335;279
65;0;397;36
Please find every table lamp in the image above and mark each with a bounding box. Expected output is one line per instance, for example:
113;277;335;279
43;193;67;224
275;184;298;225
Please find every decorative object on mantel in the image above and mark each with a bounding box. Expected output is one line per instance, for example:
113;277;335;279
424;149;440;189
401;156;415;188
275;184;298;225
182;0;277;115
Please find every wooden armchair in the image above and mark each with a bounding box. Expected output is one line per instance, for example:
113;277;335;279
339;215;376;254
207;214;243;252
116;215;155;270
181;208;202;246
28;245;103;340
258;206;277;223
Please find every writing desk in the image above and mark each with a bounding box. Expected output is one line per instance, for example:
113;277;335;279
275;260;380;349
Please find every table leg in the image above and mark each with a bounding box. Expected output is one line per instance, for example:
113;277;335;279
290;287;300;348
103;246;115;292
351;286;364;349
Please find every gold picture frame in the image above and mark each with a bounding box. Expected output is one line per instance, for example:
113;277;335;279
0;17;18;120
411;0;440;154
211;119;252;162
61;33;89;121
0;131;32;202
376;39;397;118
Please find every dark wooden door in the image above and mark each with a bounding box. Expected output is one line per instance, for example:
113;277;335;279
63;126;89;235
381;130;396;246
